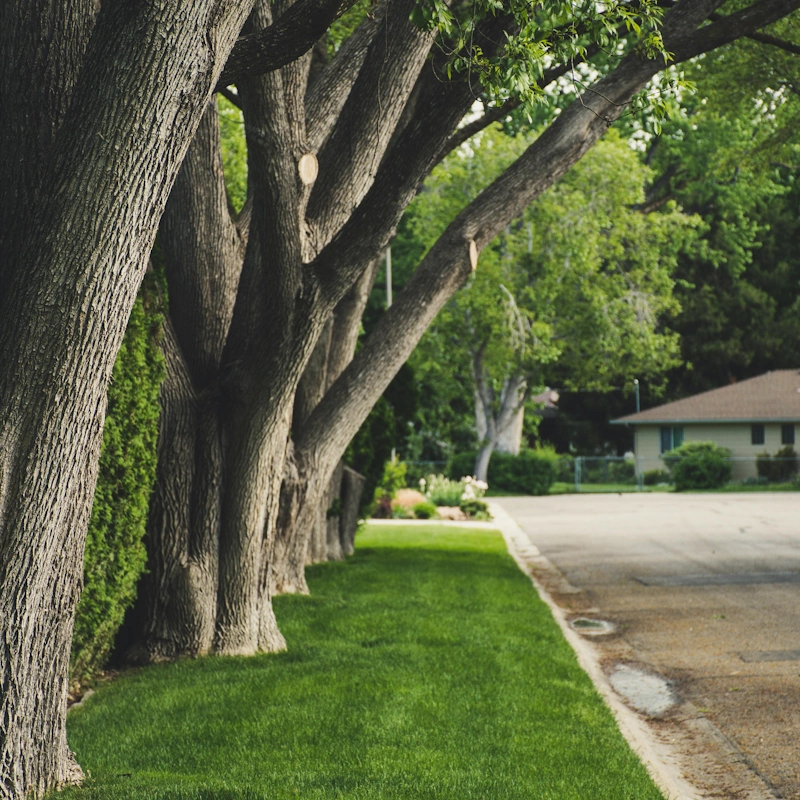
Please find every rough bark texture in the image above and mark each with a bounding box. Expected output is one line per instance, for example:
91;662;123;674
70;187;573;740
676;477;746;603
0;1;255;795
274;258;379;584
135;101;244;661
325;460;346;561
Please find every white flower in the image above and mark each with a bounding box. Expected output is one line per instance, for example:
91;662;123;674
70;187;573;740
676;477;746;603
419;478;426;489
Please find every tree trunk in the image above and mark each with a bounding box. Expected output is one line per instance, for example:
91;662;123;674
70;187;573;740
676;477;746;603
132;320;220;661
340;467;366;557
0;1;253;794
135;99;244;660
275;259;379;583
325;460;345;561
496;406;525;455
473;442;496;483
272;443;311;594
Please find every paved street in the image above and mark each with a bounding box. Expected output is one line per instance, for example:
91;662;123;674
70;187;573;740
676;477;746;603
497;493;800;799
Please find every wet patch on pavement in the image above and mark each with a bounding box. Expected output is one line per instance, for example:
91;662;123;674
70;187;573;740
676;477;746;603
608;664;677;717
569;617;615;636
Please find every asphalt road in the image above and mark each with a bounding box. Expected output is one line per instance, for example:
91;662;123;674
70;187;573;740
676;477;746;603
496;492;800;799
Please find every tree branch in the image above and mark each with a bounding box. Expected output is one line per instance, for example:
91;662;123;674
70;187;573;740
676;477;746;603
217;0;361;89
305;0;437;252
747;29;800;54
305;2;385;152
709;11;800;54
438;42;607;158
296;0;800;469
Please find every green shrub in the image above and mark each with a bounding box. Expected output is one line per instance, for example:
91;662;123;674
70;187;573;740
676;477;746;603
643;468;670;486
757;447;798;483
446;452;477;483
459;498;492;520
370;459;409;518
556;456;574;482
448;448;557;496
412;501;438;519
663;441;732;491
70;275;165;688
608;460;636;484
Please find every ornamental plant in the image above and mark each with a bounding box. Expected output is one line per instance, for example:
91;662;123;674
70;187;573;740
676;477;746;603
663;441;732;491
419;474;487;506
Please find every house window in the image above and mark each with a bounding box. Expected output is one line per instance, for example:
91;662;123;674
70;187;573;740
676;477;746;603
660;426;684;453
751;424;765;446
782;424;795;446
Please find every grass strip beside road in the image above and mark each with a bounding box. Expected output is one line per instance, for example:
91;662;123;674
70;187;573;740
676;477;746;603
66;525;664;800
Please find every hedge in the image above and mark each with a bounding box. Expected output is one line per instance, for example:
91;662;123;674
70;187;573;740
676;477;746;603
447;448;557;496
69;274;165;688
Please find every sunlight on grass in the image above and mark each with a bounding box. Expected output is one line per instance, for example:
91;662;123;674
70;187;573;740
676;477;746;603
65;525;663;799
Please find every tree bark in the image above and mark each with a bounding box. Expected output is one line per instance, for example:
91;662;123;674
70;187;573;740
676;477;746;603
340;467;366;557
274;258;379;586
325;460;345;561
0;1;255;795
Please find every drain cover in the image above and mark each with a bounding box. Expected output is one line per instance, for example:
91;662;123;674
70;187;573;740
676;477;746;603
569;617;615;635
739;649;800;662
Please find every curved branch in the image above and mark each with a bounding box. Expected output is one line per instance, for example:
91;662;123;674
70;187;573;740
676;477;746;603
217;0;361;89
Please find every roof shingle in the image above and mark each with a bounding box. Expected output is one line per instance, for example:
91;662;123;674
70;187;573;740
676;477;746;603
613;370;800;424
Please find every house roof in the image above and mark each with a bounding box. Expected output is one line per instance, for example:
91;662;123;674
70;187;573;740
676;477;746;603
612;370;800;425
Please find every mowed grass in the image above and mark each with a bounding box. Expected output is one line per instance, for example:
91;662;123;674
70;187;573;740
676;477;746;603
65;525;664;800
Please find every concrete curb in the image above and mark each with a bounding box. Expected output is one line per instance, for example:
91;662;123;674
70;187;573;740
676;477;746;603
488;501;702;800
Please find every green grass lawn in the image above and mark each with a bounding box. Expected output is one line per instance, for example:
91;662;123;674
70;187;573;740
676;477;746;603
65;525;664;800
549;481;668;494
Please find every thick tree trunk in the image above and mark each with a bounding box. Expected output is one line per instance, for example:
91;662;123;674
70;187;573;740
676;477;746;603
275;259;378;583
0;1;254;794
273;444;310;594
136;100;244;660
132;320;221;661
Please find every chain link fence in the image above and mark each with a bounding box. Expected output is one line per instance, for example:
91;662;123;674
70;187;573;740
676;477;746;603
406;456;800;493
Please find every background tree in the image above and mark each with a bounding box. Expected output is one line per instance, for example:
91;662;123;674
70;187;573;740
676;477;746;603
405;129;694;478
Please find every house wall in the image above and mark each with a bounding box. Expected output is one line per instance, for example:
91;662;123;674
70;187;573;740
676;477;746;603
634;423;797;480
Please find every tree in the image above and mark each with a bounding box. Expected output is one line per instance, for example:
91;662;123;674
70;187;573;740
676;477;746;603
628;32;800;398
405;129;693;478
1;0;798;796
0;1;362;795
269;0;800;597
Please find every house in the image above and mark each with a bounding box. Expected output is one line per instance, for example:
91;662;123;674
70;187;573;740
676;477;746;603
612;370;800;480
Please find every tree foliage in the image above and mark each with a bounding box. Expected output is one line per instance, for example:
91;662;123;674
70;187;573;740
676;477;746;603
403;127;697;460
